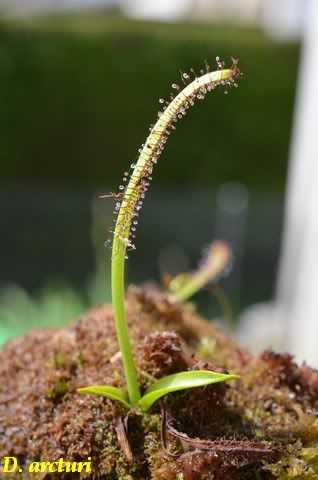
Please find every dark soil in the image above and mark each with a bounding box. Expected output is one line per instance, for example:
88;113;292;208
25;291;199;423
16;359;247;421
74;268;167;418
0;285;318;479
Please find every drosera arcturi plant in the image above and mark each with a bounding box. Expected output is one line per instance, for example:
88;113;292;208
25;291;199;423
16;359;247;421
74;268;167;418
78;57;241;412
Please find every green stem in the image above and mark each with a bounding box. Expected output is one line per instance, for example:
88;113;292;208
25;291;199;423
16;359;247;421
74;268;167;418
174;275;207;303
111;236;141;405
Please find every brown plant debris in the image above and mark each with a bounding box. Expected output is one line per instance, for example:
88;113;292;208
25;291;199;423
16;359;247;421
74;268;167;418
114;416;133;464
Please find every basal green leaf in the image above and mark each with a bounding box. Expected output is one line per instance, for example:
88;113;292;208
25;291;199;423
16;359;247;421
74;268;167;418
137;370;239;412
77;385;131;409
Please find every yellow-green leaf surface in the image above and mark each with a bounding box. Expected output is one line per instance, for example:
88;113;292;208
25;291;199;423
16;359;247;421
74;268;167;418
77;385;131;409
137;370;239;412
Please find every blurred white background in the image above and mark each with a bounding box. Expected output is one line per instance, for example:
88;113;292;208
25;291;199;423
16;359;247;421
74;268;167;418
1;0;306;40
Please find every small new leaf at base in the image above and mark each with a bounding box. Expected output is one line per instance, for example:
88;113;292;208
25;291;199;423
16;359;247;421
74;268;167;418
137;370;239;412
77;385;131;410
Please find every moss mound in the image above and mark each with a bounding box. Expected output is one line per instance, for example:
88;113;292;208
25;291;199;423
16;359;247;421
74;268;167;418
0;286;317;479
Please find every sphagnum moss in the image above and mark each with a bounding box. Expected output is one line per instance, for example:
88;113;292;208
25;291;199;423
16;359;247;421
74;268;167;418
1;286;318;479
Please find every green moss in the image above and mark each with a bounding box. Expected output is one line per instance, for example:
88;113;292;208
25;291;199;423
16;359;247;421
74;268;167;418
265;446;318;479
54;352;66;368
196;336;217;360
47;377;69;399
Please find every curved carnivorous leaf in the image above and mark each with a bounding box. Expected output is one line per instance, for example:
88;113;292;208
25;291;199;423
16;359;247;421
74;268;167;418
137;370;240;412
110;59;240;405
77;385;131;409
171;241;232;301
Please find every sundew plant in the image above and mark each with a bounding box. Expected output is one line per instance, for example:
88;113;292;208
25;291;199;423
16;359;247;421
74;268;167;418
78;57;241;412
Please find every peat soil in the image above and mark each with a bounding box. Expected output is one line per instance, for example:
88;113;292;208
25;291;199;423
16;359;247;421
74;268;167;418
0;285;318;479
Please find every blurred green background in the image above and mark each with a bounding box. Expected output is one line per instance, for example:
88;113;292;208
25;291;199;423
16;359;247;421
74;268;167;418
1;13;298;189
0;9;299;343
